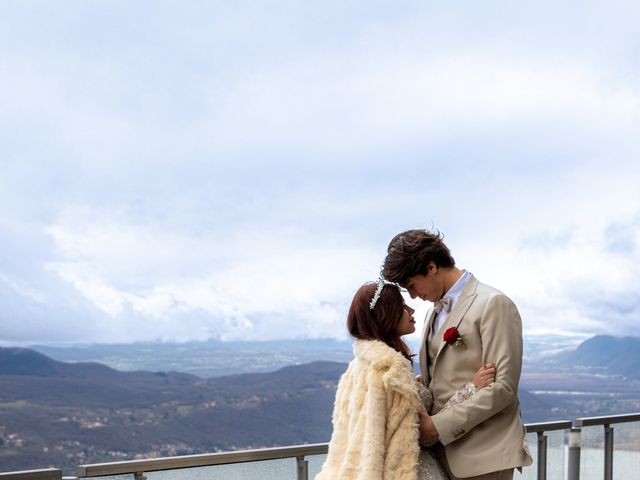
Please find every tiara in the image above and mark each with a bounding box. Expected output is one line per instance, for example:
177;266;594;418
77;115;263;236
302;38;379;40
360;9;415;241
369;278;386;310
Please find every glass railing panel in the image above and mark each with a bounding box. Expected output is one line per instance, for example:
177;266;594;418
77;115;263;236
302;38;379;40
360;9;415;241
612;420;640;480
546;428;567;480
75;475;133;480
579;425;604;480
307;453;327;478
144;458;297;480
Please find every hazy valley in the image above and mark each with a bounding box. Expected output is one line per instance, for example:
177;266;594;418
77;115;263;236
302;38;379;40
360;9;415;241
2;335;640;474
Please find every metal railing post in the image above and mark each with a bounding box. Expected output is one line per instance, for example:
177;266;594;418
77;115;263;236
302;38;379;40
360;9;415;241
297;455;309;480
536;431;547;480
566;426;581;480
604;424;614;480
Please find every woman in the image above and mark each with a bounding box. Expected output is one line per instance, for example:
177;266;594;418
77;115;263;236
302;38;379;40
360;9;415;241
315;281;495;480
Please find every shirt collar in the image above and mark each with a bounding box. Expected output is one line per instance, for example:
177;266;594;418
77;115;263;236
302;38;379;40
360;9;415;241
442;269;470;304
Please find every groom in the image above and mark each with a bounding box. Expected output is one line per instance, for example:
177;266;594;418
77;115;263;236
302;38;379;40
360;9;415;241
382;229;532;480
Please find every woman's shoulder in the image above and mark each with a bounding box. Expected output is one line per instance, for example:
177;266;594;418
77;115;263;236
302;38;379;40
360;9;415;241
353;340;418;399
353;339;410;369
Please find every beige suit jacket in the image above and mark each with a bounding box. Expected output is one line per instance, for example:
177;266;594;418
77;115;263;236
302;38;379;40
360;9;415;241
419;275;532;478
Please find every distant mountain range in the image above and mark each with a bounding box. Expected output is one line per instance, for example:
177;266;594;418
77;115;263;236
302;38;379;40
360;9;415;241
550;335;640;379
24;333;589;379
29;339;356;378
0;346;341;474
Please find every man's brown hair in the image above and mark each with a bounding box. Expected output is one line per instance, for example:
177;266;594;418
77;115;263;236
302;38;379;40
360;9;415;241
381;229;455;286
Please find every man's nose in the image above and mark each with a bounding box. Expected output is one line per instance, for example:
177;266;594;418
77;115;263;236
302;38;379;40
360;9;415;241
409;290;417;299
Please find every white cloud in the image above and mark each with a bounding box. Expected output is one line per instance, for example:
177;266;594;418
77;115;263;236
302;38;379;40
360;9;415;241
475;212;640;336
1;1;640;344
33;215;381;342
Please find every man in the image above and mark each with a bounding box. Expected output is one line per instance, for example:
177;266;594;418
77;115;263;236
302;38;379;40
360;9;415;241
382;229;532;480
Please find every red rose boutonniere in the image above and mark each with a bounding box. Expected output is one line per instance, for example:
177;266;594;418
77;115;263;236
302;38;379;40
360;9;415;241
443;327;465;348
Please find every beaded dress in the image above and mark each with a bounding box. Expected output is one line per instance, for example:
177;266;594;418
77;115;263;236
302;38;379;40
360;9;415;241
416;381;477;480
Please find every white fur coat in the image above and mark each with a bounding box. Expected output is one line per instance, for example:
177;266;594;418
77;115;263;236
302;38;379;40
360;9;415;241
316;340;421;480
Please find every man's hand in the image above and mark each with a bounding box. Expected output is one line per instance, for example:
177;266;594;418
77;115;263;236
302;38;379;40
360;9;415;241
418;408;439;446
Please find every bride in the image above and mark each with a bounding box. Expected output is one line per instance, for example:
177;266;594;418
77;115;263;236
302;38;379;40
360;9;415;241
315;281;495;480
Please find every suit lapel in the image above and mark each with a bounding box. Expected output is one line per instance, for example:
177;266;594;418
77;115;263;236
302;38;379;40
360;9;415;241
425;308;437;341
419;308;437;385
432;275;479;367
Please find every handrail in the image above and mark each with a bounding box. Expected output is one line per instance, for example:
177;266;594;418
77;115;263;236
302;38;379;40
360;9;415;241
573;412;640;427
0;469;62;480
74;413;640;478
77;443;328;477
524;420;572;433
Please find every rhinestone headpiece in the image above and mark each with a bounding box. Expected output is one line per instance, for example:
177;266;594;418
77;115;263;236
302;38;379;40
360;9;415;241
369;278;386;310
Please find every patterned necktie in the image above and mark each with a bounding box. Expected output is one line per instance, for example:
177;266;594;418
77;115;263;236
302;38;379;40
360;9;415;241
434;296;452;314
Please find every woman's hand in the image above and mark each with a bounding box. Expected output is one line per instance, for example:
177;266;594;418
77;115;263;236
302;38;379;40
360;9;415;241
472;363;496;389
417;406;439;446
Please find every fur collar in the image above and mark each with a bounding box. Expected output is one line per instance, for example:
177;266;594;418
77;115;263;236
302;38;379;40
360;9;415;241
353;339;419;401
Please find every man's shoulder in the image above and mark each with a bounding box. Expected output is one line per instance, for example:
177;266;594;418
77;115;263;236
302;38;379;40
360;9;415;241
470;277;522;321
472;277;511;302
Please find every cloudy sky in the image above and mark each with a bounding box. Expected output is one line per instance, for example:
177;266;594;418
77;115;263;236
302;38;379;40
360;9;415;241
1;1;639;345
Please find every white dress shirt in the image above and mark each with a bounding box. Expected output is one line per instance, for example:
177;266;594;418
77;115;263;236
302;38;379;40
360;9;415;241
433;270;471;335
